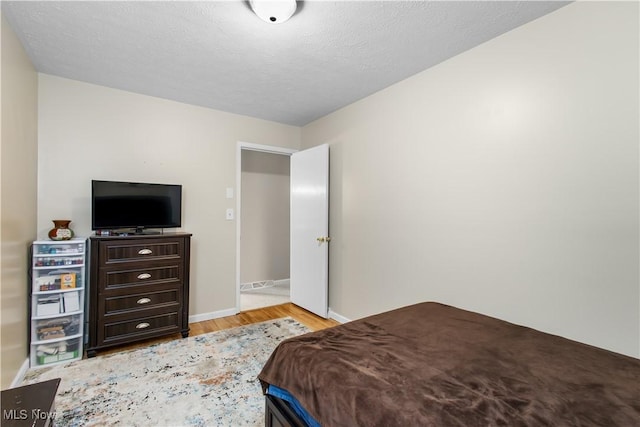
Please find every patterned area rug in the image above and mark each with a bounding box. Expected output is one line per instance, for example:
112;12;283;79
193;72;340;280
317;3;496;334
23;318;310;426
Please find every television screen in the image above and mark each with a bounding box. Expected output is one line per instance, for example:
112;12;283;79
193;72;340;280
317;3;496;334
91;180;182;231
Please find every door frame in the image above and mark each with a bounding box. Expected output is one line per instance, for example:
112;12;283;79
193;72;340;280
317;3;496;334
235;141;298;313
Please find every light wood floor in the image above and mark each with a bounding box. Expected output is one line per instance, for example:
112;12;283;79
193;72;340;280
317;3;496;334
97;303;339;357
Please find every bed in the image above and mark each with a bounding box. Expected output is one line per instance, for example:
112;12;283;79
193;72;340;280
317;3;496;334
258;302;640;426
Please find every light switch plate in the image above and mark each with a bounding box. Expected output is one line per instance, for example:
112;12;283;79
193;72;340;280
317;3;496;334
226;208;234;220
226;188;234;199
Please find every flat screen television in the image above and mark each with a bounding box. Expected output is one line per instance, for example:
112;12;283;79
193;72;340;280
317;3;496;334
91;180;182;233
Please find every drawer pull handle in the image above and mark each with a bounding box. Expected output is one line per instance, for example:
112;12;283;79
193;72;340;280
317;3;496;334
138;249;153;255
137;273;152;280
136;322;150;329
137;298;152;305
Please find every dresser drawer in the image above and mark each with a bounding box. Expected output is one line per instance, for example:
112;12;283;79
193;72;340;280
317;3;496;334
101;264;181;291
100;239;182;265
102;312;180;344
103;289;180;315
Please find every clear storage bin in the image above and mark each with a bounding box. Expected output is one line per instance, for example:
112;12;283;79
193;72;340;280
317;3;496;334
34;337;81;366
31;313;83;342
30;238;86;368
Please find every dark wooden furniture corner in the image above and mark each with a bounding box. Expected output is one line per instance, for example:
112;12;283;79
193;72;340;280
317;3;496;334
265;394;308;427
1;378;61;427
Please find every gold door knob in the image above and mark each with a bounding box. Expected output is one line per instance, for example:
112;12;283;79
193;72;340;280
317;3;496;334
316;236;331;243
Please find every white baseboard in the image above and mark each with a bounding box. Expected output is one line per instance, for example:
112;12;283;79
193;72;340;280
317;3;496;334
328;308;351;324
273;279;290;287
10;358;30;388
189;307;238;323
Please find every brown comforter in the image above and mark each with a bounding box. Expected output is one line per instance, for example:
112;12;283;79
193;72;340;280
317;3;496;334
259;302;640;426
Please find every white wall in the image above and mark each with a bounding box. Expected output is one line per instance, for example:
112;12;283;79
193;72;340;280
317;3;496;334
37;75;300;317
1;14;39;387
302;2;639;357
240;150;290;284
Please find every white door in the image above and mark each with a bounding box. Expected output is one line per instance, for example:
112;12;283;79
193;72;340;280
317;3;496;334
290;144;329;318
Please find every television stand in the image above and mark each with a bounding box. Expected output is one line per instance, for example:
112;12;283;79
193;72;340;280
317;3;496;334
87;232;192;356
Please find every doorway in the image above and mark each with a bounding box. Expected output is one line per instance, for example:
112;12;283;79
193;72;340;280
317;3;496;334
236;142;297;312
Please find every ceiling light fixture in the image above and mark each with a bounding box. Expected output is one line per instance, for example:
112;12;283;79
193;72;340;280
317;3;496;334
249;0;297;24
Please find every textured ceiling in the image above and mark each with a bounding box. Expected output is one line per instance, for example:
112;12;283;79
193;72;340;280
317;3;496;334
2;1;569;126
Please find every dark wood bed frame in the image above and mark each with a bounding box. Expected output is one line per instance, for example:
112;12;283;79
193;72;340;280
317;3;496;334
264;395;308;427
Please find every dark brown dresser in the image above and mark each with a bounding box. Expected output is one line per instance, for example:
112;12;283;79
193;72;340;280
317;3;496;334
87;233;191;357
